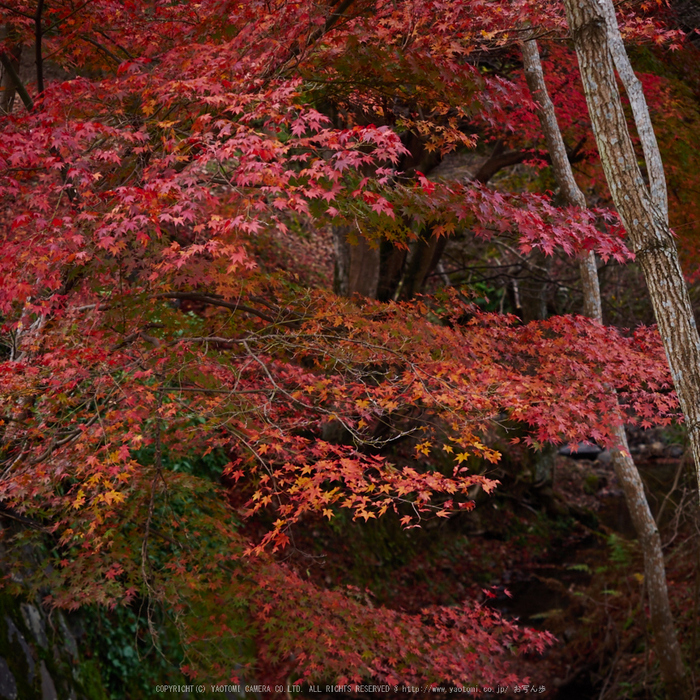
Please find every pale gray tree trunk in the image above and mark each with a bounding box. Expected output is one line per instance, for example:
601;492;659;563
521;36;602;321
562;0;700;518
521;36;691;699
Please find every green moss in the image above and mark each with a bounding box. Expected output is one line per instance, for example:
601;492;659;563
75;659;110;700
583;473;599;495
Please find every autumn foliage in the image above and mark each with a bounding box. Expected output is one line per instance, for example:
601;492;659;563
0;0;690;689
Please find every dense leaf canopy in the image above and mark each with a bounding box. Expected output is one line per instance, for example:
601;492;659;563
0;0;690;688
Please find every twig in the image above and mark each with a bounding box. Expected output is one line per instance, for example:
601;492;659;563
157;293;276;323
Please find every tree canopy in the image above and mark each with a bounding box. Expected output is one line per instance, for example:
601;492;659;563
1;0;697;692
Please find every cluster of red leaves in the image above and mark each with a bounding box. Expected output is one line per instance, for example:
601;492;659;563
254;565;556;688
36;465;555;689
395;178;632;260
0;283;677;683
2;290;677;545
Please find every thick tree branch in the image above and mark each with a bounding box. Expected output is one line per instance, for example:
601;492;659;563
472;142;533;184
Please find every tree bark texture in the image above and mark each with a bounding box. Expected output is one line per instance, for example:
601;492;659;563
521;35;690;699
563;0;700;512
598;0;667;220
333;225;380;298
521;38;602;321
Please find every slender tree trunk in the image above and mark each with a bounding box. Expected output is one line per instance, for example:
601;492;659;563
521;36;691;699
562;0;700;511
35;0;45;96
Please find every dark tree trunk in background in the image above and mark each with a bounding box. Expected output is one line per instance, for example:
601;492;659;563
334;145;534;300
333;225;380;298
0;44;21;113
517;248;549;322
1;20;26;114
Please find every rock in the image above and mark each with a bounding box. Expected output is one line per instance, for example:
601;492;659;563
0;658;17;700
40;661;57;700
5;617;34;682
667;444;684;458
583;473;599;495
649;441;665;457
57;613;78;661
20;604;47;649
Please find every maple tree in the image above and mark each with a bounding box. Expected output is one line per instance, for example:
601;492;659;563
0;0;696;691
